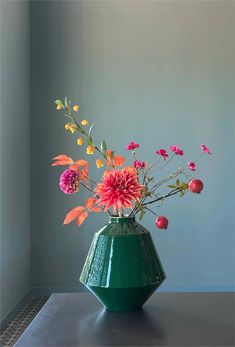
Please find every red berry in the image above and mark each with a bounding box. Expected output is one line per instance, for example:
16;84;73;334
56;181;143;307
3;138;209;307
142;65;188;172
155;216;168;230
188;179;204;194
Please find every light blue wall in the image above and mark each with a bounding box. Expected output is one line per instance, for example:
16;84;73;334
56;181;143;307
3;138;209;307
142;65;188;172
30;1;234;291
0;1;31;322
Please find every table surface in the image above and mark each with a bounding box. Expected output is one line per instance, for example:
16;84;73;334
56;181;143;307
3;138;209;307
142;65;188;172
14;292;234;347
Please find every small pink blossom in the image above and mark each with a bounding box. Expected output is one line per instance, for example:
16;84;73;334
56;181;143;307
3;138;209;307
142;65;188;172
156;149;168;161
134;160;146;169
201;144;211;155
188;161;196;171
170;145;184;156
126;141;140;151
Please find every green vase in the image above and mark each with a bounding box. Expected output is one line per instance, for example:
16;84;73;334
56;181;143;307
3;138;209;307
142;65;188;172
79;216;165;312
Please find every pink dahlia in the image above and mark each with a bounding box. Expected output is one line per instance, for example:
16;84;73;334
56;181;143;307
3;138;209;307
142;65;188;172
126;141;140;151
95;168;143;211
59;169;80;194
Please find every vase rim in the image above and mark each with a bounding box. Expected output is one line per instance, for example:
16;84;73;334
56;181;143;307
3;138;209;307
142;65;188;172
109;215;135;223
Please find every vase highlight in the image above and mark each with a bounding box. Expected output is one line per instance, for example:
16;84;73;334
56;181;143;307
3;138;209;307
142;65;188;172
80;216;165;312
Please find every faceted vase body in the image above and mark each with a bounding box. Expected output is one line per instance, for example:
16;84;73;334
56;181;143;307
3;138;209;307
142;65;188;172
80;216;166;312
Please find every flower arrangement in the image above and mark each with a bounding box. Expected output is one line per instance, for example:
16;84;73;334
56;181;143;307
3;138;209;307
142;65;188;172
52;97;211;230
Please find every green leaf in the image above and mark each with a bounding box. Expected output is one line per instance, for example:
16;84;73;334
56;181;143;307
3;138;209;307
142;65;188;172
75;126;85;134
139;210;145;220
78;128;85;135
86;137;94;146
176;179;180;186
181;182;189;189
147;176;153;182
55;99;63;105
64;113;73;119
109;151;114;162
64;97;69;109
135;200;142;211
168;184;176;189
100;140;107;156
179;191;185;197
88;122;96;136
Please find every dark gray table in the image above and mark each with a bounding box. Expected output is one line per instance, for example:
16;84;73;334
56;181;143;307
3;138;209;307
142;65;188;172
14;292;234;346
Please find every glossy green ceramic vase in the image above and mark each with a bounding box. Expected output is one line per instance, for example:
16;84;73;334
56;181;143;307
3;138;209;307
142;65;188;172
80;216;165;311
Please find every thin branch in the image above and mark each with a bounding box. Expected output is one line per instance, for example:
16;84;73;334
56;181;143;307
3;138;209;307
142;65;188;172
142;189;180;207
149;154;175;174
65;103;115;168
144;206;158;216
80;182;95;194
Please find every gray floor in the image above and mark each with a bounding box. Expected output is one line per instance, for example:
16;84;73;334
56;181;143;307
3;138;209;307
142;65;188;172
0;296;49;347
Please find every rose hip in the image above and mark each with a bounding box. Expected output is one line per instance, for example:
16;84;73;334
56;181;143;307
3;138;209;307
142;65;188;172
188;179;204;194
155;216;169;230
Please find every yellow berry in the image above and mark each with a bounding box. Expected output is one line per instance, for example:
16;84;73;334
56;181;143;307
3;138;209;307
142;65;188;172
57;104;63;110
65;123;70;130
77;137;83;146
86;145;94;155
73;105;79;112
67;124;77;134
81;119;89;126
96;159;104;168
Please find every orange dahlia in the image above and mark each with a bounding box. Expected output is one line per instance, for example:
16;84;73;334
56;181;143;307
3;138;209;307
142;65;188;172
95;168;143;212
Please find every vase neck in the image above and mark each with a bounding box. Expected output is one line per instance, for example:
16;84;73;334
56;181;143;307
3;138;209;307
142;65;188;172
109;216;135;224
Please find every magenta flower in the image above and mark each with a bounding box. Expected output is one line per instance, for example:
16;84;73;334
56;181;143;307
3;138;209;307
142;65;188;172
134;160;146;169
188;161;196;171
59;169;80;194
201;144;211;155
170;145;184;156
156;149;168;161
126;141;140;151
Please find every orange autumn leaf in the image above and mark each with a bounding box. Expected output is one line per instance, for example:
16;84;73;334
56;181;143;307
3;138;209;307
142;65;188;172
113;155;125;167
51;154;74;166
70;160;89;180
52;161;72;166
82;167;88;177
79;168;88;182
63;206;85;225
76;160;88;176
85;198;102;212
124;166;138;175
106;150;125;167
75;160;89;167
106;149;113;157
91;207;102;212
53;154;73;161
85;197;95;209
106;150;114;165
69;164;80;172
77;210;88;226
